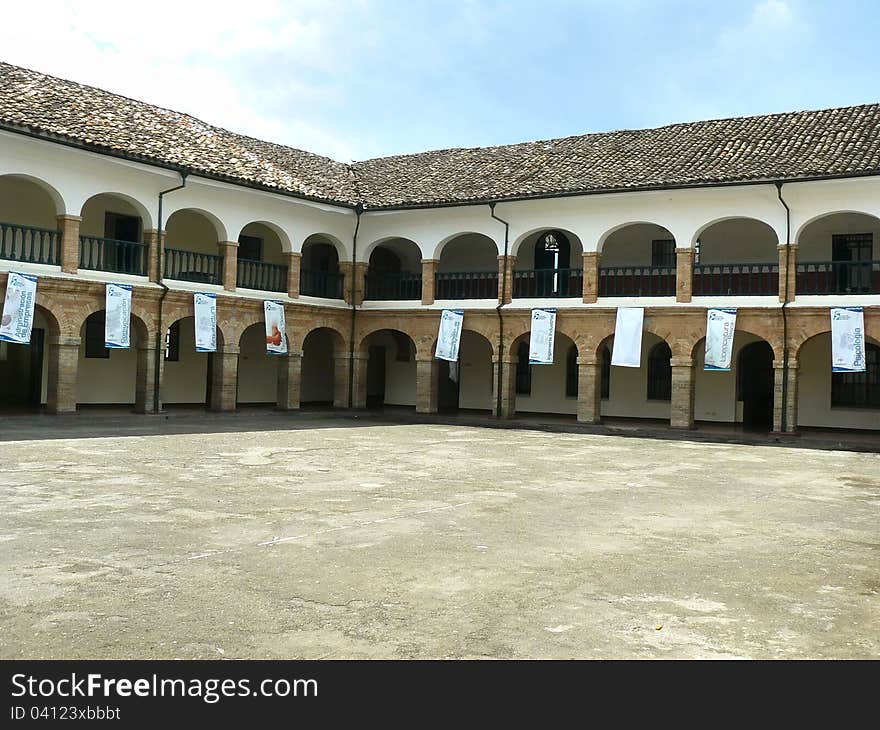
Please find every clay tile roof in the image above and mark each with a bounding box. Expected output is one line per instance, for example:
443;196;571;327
2;61;880;210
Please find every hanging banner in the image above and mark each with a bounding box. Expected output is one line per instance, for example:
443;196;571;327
193;292;217;353
831;306;866;373
104;283;132;349
528;308;557;365
264;300;288;355
611;307;644;368
704;307;737;371
0;272;37;345
435;309;464;362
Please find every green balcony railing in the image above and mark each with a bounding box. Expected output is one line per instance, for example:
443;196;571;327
164;247;224;285
0;222;60;265
237;258;288;293
79;235;148;276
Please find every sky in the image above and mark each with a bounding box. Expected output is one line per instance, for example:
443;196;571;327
1;1;878;162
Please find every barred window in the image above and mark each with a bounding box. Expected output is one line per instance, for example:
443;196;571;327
832;343;880;409
515;341;531;395
646;342;672;401
565;345;578;398
651;239;676;268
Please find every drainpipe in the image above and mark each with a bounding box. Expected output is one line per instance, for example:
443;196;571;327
347;203;364;408
153;172;188;414
775;181;791;433
489;202;509;419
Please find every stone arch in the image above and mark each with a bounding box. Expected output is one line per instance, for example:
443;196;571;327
0;173;66;219
597;220;677;253
691;215;780;249
433;231;501;261
794;209;880;246
236;220;292;253
690;329;783;364
301;232;348;260
357;326;418;358
511;227;583;264
79;192;153;234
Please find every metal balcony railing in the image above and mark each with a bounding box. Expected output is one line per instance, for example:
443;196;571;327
164;247;223;285
796;260;880;295
79;235;148;276
237;258;288;293
434;271;499;300
364;271;422;300
692;262;779;296
300;268;344;299
0;222;60;265
598;265;676;297
512;268;583;298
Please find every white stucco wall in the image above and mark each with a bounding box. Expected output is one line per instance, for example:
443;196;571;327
161;317;208;404
600;333;672;420
457;330;493;411
237;325;277;404
692;332;763;422
77;341;137;404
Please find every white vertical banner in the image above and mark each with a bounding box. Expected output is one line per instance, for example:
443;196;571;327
831;306;866;373
264;300;288;355
104;283;132;349
611;307;644;368
435;309;464;362
0;272;37;345
528;308;557;365
193;292;217;353
704;307;737;371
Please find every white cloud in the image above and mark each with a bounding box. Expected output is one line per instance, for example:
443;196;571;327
718;0;811;53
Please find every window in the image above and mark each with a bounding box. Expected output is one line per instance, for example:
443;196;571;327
165;321;181;362
646;342;672;400
565;345;578;398
832;343;880;409
238;234;263;262
601;345;611;399
651;239;676;268
515;341;531;395
832;233;873;292
104;212;140;242
84;312;109;359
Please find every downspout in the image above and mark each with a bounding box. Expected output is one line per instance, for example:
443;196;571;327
775;181;791;433
489;202;510;419
347;203;364;408
153;173;188;414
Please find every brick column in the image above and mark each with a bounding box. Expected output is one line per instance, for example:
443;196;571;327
416;357;439;414
220;241;238;292
582;252;600;303
576;357;602;423
421;259;438;305
334;355;353;408
670;357;695;429
57;215;81;274
351;354;369;408
276;351;302;410
135;346;158;413
46;335;79;414
341;262;366;305
491;355;517;418
675;247;694;303
209;345;239;412
777;244;797;302
773;360;798;433
498;255;516;304
285;252;301;299
143;229;164;282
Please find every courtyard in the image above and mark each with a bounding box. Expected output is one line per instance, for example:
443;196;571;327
0;414;877;660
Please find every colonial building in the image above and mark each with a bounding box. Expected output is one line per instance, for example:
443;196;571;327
0;62;878;433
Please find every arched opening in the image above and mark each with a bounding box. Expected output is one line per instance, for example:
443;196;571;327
302;327;346;406
76;310;149;409
237;222;288;293
236;322;282;407
602;332;671;421
301;235;343;298
364;238;422;301
362;329;416;409
796;212;880;294
161;316;224;409
436;233;499;300
80;193;148;276
164;210;223;285
600;344;611;400
510;331;578;416
797;332;880;430
514;229;584;298
693;218;779;296
0;175;63;266
437;330;493;413
0;304;56;412
737;341;774;430
599;223;676;297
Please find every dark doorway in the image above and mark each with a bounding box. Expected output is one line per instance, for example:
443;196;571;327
104;212;140;242
0;328;44;410
438;359;460;412
738;341;774;431
366;345;386;408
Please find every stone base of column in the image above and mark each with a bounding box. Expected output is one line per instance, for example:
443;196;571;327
209;348;239;412
670;359;695;429
416;358;438;414
333;355;352;408
47;336;80;414
134;347;158;414
576;359;601;423
277;352;302;410
491;356;516;418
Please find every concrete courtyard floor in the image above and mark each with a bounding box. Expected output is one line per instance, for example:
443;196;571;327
0;415;878;659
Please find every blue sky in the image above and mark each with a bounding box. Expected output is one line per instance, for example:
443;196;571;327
1;1;878;161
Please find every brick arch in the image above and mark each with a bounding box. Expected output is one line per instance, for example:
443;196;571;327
503;321;580;359
31;297;62;339
162;311;229;349
357;326;419;358
300;325;347;357
793;326;880;361
588;325;673;360
689;330;783;364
